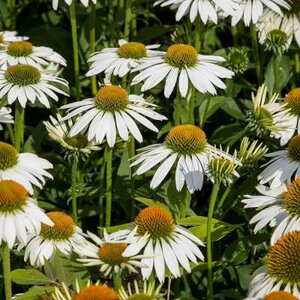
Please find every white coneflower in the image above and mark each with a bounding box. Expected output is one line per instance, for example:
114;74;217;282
0;107;14;130
118;280;165;300
257;9;293;55
0;31;28;46
246;85;294;144
207;147;240;185
232;0;290;26
0;41;66;69
0;64;69;108
0;142;53;194
245;291;299;300
154;0;238;24
131;124;233;193
75;231;144;277
258;135;300;188
60;85;167;147
243;178;300;244
132;43;234;98
54;281;118;300
24;211;87;267
122;206;205;283
0;180;53;248
44;114;100;155
247;231;300;298
52;0;96;10
86;39;161;79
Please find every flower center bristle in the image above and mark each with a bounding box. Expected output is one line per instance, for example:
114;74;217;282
98;243;129;266
288;135;300;161
264;291;298;300
5;64;41;86
285;88;300;117
73;285;118;300
165;44;198;68
165;124;207;155
118;42;147;59
135;206;175;240
64;134;89;149
283;178;300;216
128;295;153;300
0;180;27;213
95;86;129;112
41;212;75;241
7;41;33;57
0;142;18;170
267;231;300;284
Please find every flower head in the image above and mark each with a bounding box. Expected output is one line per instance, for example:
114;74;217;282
44;114;100;157
245;291;299;300
0;142;53;194
24;211;86;267
122;206;204;283
132;124;233;193
86;39;161;79
0;107;13;130
0;41;66;69
0;31;28;46
132;43;234;98
0;64;69;108
226;47;249;74
60;84;167;147
0;180;53;248
248;231;300;298
52;0;96;10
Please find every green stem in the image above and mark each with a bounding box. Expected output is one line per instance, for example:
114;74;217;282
105;146;113;227
124;0;132;39
71;156;78;224
89;4;97;95
99;151;106;229
200;97;209;128
188;89;195;124
273;55;281;94
69;2;80;100
14;102;24;152
194;17;201;52
129;136;135;218
250;25;263;85
174;90;181;125
215;184;232;217
2;243;12;300
227;127;248;148
232;26;238;46
113;272;122;290
206;181;220;300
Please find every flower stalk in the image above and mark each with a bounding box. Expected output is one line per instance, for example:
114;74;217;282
2;243;12;300
206;181;220;300
14;102;24;152
71;156;78;224
69;2;80;100
124;0;132;39
105;146;113;227
89;4;97;95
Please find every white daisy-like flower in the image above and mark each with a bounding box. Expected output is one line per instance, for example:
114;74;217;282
74;231;145;277
0;41;66;69
131;124;233;193
245;291;299;300
154;0;238;24
44;114;100;154
54;281;118;300
132;43;234;98
122;206;205;283
247;231;300;298
0;64;69;108
232;0;290;27
258;134;300;188
60;85;167;147
243;179;300;244
0;142;53;194
246;84;294;144
24;211;87;267
0;107;14;130
257;9;293;55
0;31;28;46
0;180;53;249
118;280;165;300
86;39;161;79
52;0;96;10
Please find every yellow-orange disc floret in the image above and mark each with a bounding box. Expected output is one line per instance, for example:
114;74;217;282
264;291;298;300
165;44;198;68
98;243;129;266
72;285;118;300
117;42;147;59
7;41;33;57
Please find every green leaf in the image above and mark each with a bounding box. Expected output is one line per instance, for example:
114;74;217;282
135;197;169;210
11;269;54;285
210;123;245;144
101;223;131;233
179;216;242;242
13;287;55;300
